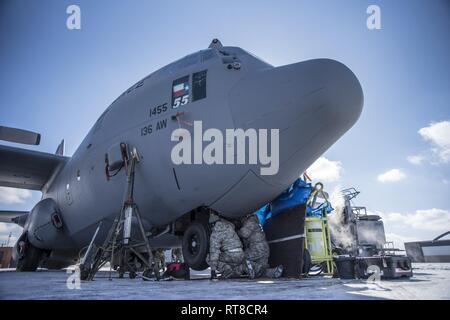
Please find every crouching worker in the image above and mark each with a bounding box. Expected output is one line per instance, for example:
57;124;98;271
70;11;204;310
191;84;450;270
238;213;283;279
207;214;254;280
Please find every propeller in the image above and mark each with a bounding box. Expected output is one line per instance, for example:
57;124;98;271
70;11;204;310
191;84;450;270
0;126;41;145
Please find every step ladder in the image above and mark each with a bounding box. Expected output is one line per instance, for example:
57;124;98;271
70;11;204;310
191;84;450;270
79;147;159;281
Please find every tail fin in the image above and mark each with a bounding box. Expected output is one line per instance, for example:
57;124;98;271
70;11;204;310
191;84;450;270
55;139;65;156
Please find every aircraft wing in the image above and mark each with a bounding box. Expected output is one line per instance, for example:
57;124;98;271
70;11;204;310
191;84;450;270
0;144;69;190
0;210;28;227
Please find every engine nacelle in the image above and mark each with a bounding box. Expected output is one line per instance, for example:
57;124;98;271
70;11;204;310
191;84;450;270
24;198;68;250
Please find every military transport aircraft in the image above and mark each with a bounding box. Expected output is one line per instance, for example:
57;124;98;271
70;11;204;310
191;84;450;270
0;39;363;271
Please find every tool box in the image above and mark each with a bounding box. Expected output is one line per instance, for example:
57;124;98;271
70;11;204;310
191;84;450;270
264;204;307;277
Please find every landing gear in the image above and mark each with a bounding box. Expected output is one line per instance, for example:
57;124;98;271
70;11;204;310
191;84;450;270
182;222;210;271
16;239;44;272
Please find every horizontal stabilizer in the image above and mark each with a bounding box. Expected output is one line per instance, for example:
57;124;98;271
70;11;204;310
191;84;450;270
0;210;28;227
0;144;69;190
0;126;41;145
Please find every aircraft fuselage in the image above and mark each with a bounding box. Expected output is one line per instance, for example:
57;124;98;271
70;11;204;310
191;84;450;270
26;43;363;265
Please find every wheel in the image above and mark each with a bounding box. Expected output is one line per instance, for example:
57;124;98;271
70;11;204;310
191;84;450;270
16;241;44;272
182;222;210;271
302;248;312;274
129;271;137;279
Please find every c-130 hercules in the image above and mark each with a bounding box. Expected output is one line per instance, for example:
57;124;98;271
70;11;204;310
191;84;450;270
0;39;363;272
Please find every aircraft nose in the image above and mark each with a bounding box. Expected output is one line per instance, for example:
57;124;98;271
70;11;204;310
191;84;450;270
229;59;363;185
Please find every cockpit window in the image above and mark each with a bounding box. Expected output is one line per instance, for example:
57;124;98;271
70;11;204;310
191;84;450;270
192;70;207;102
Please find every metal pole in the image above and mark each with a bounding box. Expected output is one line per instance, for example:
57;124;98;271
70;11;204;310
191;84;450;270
134;205;158;279
80;221;102;266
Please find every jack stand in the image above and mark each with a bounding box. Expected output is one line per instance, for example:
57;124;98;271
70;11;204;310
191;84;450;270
80;147;160;281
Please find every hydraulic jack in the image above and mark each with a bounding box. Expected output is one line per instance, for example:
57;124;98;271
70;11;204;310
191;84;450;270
79;147;160;281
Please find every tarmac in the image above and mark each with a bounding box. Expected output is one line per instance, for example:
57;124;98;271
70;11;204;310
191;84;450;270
0;263;449;300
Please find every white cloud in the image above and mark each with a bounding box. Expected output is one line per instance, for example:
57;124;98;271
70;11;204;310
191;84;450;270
377;169;407;183
384;233;418;250
306;157;342;183
0;187;32;204
369;209;450;249
0;222;22;246
407;155;424;165
0;223;22;234
418;121;450;163
378;208;450;232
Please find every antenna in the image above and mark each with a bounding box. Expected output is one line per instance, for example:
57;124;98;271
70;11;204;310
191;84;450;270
208;38;223;50
6;232;12;247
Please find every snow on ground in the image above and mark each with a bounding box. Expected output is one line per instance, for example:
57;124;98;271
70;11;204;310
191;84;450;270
0;263;449;300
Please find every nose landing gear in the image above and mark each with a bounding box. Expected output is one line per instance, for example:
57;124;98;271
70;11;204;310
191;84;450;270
182;222;210;271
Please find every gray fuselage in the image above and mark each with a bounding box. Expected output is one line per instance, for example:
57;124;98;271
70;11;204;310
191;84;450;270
37;45;363;255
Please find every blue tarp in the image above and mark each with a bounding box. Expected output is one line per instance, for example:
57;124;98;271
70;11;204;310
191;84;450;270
256;204;271;225
256;178;333;225
271;179;313;215
306;200;334;217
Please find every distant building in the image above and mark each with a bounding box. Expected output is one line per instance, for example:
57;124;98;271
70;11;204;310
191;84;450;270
0;247;14;268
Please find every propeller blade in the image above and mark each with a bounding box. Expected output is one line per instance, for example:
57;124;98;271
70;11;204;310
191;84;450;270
0;126;41;145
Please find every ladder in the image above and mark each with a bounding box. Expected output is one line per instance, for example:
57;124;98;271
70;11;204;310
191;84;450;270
79;147;159;281
304;213;335;275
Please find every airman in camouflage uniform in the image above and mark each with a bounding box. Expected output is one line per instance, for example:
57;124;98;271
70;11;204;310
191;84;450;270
153;248;166;272
238;213;283;278
207;214;253;279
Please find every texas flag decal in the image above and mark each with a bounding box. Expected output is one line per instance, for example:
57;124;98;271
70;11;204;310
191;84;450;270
172;75;190;108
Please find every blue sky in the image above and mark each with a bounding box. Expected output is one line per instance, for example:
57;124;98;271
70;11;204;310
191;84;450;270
1;0;449;247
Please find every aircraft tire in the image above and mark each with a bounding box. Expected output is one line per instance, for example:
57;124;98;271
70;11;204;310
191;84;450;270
16;241;44;272
182;222;210;271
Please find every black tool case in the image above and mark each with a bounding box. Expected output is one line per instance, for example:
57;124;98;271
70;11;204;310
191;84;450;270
264;204;306;277
355;255;413;279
